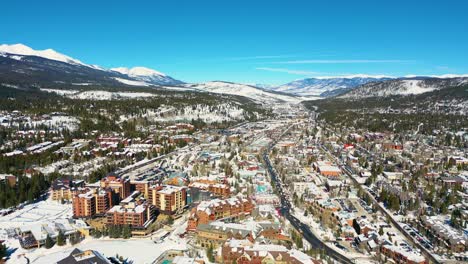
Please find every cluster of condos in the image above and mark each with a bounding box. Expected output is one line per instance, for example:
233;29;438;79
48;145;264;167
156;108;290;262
51;174;235;235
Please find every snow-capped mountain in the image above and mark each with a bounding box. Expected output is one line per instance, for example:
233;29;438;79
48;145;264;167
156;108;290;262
339;77;468;99
274;75;393;97
111;67;183;86
0;44;88;67
0;43;183;87
185;81;306;104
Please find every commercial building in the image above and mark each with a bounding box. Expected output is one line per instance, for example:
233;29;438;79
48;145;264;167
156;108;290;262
313;161;341;177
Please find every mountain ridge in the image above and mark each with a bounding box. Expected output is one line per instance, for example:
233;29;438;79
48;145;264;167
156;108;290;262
0;43;183;86
339;77;468;99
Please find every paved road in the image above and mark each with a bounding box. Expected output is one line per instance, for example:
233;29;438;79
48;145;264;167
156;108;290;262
263;149;353;264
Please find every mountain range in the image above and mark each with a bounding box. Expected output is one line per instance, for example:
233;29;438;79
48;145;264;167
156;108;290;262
272;75;393;97
0;44;183;87
269;75;468;98
0;44;301;104
339;77;468;99
0;43;467;103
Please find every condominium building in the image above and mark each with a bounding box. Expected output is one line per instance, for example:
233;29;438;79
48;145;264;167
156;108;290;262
51;179;86;201
72;188;113;218
100;176;131;200
130;180;150;198
106;195;155;228
72;191;96;218
148;185;187;215
187;197;253;231
189;180;231;198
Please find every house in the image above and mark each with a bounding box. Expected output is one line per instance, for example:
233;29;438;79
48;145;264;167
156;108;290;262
448;156;468;166
383;142;403;151
221;239;317;264
0;174;16;187
57;248;111;264
381;245;426;264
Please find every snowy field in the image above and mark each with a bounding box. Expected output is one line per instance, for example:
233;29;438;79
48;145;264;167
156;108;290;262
41;88;158;100
124;104;250;124
31;115;80;132
0;200;72;229
7;212;190;264
20;237;188;264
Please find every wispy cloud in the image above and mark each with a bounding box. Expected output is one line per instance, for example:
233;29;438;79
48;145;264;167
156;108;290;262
255;67;397;78
435;65;450;71
227;55;295;61
274;59;414;64
255;67;321;75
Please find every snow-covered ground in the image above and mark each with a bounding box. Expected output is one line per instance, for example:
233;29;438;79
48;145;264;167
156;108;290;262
41;89;80;95
186;81;305;104
6;209;190;264
120;103;255;124
42;88;158;100
0;200;72;229
0;44;87;67
113;77;151;87
9;236;188;264
32;115;80;132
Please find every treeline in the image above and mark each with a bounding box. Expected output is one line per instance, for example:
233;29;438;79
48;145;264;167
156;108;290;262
302;84;468;134
0;85;268;120
87;163;120;183
0;149;64;174
0;174;49;209
289;228;303;249
91;225;132;239
0;85;269;137
423;183;462;215
303;85;468;113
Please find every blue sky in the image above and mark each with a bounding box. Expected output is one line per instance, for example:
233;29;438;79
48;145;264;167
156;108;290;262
2;0;468;84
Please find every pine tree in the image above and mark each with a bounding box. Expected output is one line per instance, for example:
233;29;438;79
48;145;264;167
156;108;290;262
45;234;54;249
57;231;66;246
206;245;215;263
0;242;7;260
379;226;384;236
122;225;131;239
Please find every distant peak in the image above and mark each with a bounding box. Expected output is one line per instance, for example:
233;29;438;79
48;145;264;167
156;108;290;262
308;74;394;80
0;43;85;66
111;66;166;77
